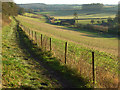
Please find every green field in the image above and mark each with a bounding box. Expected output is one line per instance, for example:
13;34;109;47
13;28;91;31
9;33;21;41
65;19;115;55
37;10;116;24
36;8;116;25
16;15;118;56
16;14;118;88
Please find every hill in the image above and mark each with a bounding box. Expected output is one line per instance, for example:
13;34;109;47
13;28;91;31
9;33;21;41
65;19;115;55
18;3;82;11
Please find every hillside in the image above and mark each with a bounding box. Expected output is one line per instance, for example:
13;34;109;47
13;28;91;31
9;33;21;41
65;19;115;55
16;14;118;88
2;2;119;88
16;15;118;55
18;3;117;12
18;3;76;11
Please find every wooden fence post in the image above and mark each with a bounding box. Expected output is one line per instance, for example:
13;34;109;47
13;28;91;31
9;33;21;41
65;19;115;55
28;29;30;36
41;34;43;47
35;32;37;41
29;29;30;36
50;38;52;51
65;42;67;64
92;52;95;88
32;31;33;39
30;30;31;38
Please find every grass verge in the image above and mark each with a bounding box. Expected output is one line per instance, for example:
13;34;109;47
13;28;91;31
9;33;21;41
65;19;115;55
2;17;61;88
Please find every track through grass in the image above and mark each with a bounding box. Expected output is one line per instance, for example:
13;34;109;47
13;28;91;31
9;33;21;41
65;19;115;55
2;17;61;88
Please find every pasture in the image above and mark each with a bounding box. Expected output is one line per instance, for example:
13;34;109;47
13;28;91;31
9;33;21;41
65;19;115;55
16;13;118;88
16;15;118;56
36;7;116;25
16;14;118;88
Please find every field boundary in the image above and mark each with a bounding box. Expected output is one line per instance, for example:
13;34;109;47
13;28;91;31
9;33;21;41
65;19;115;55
16;17;118;88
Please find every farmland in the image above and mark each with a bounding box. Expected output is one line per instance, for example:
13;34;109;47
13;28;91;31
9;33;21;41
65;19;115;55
17;15;118;56
16;13;118;88
36;6;117;24
3;2;118;88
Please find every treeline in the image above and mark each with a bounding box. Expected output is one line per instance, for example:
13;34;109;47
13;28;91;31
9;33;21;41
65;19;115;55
18;3;82;12
2;2;24;23
76;15;118;35
82;3;104;11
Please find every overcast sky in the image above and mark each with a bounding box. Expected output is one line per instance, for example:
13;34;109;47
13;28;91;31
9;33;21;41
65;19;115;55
13;0;119;4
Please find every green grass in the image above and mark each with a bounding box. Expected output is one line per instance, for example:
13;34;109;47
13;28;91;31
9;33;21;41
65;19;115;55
16;15;118;56
36;9;116;17
24;13;37;17
2;17;61;88
36;10;115;26
16;21;91;88
16;15;118;88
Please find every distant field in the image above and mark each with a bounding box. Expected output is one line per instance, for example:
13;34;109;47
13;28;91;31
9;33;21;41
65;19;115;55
36;9;116;25
16;15;118;56
53;13;115;19
36;6;117;16
77;19;107;25
24;13;38;17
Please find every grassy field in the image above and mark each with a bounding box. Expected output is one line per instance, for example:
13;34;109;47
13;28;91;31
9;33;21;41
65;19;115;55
2;17;61;88
16;15;118;56
36;8;116;25
16;14;118;88
24;13;38;17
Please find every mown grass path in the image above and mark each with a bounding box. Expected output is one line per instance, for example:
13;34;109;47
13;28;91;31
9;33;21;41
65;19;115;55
2;17;61;88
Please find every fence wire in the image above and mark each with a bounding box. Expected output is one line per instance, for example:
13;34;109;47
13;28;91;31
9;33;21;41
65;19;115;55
20;24;118;88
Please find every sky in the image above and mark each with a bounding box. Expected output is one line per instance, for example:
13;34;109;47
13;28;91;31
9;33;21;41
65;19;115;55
13;0;119;4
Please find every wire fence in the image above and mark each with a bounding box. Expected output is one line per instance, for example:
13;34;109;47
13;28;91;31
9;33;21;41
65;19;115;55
19;23;118;88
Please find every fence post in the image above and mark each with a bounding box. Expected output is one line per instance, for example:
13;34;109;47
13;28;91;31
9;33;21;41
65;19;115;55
50;38;52;51
29;29;30;36
41;34;43;47
30;30;31;38
65;42;67;64
35;32;37;41
32;31;33;39
92;52;95;88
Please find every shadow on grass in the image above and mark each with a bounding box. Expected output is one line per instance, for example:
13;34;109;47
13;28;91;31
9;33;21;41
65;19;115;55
15;19;92;88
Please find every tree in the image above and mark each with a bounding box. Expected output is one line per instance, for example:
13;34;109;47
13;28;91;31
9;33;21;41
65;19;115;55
82;3;104;11
2;2;18;16
18;7;25;15
73;12;78;24
107;17;113;23
102;20;105;23
97;21;100;24
2;2;23;23
27;9;34;13
91;19;95;24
